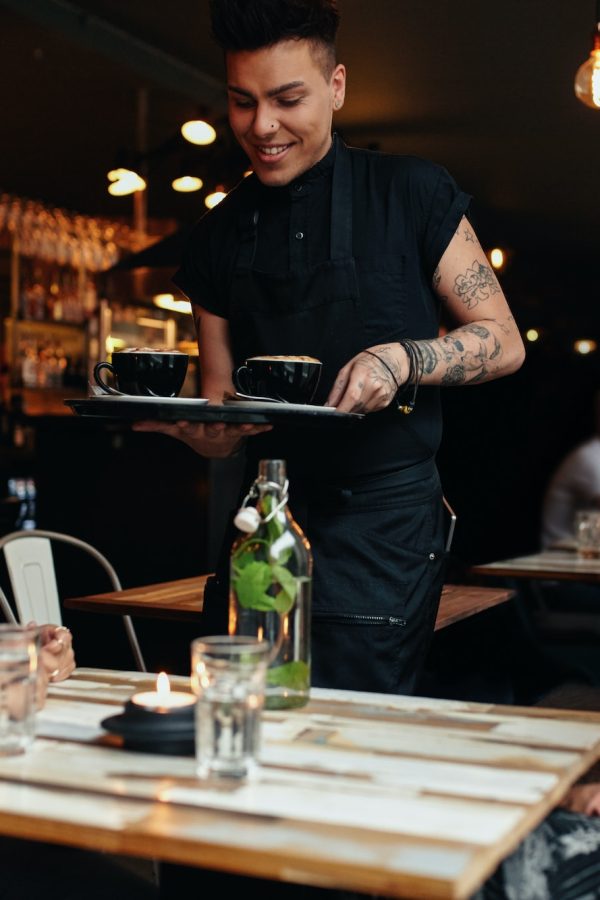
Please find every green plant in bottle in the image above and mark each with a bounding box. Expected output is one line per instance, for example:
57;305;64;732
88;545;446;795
229;459;312;709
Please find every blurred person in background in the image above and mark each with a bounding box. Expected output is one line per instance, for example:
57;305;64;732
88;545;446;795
541;389;600;549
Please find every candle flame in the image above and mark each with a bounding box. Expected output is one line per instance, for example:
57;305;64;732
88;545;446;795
156;672;171;697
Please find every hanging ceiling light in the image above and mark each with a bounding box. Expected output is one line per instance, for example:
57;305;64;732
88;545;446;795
107;167;146;196
205;185;227;209
172;174;203;193
181;118;217;145
574;1;600;108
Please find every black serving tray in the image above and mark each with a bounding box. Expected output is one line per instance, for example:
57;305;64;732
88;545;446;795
64;396;363;427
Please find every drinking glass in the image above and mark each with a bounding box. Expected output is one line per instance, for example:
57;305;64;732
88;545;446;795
0;624;39;756
190;635;270;780
574;509;600;559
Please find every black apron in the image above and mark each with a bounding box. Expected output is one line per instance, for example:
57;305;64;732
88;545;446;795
205;139;446;695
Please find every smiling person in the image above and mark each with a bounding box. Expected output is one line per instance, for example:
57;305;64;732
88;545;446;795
140;0;525;701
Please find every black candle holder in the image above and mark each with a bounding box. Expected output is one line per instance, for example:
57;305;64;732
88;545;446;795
101;698;195;756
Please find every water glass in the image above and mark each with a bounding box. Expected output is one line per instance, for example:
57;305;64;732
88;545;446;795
0;624;39;756
575;510;600;559
191;635;270;780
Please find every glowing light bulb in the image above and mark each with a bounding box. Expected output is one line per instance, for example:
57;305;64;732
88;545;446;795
172;175;203;193
574;339;597;355
107;168;146;196
574;19;600;109
181;119;216;145
575;49;600;107
489;248;505;270
152;293;192;314
205;187;227;209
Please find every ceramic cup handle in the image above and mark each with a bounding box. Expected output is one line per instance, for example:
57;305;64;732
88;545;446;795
93;361;124;396
233;364;250;396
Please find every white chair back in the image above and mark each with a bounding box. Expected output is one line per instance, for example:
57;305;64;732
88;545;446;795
0;529;146;671
4;536;62;626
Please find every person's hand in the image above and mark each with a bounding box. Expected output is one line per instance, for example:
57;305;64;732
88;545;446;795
28;622;76;709
325;344;407;414
132;419;272;458
39;624;75;683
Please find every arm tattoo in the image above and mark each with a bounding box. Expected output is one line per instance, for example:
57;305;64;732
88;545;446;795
419;341;438;375
454;261;500;309
416;323;503;385
432;266;441;290
464;227;476;242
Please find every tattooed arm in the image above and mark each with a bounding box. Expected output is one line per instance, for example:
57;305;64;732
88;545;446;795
327;217;525;413
424;217;525;386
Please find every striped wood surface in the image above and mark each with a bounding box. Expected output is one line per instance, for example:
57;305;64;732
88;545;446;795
0;668;598;899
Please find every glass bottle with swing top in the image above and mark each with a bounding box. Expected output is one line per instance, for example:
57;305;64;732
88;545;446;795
229;459;312;709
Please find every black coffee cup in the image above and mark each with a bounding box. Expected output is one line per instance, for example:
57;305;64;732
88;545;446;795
233;355;322;404
93;348;189;398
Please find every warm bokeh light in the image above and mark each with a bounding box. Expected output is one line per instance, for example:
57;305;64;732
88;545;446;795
171;175;203;193
105;336;126;355
574;48;600;108
526;329;540;342
107;168;146;196
574;339;597;355
181;119;216;145
489;248;505;270
136;316;168;328
205;188;227;209
153;293;192;315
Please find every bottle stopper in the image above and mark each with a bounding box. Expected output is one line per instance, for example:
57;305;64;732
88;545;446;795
234;506;261;533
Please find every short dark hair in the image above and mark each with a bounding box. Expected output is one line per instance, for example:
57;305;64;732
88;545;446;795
209;0;340;76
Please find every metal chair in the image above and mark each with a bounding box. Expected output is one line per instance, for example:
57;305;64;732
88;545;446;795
0;529;146;672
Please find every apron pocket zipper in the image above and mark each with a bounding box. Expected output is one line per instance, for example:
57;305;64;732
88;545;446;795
314;612;407;627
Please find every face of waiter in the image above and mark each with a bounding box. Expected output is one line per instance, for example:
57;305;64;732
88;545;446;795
226;39;346;187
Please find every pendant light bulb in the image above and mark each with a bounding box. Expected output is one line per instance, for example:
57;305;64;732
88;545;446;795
172;175;203;193
574;8;600;109
205;186;227;209
181;119;217;145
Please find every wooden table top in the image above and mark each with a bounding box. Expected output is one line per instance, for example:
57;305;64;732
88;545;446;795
65;577;514;630
471;550;600;584
1;668;599;899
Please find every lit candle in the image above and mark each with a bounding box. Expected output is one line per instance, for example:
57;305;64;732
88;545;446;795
131;672;196;712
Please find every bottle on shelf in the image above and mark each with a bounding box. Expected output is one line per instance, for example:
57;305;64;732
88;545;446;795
229;459;312;709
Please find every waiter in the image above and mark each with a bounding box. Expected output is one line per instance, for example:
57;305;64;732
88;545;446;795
139;0;525;697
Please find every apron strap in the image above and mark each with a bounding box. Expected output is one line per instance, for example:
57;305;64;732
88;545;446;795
330;136;353;261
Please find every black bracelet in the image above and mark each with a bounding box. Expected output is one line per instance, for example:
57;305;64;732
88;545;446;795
396;339;423;415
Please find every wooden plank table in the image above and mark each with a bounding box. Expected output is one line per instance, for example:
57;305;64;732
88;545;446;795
471;550;600;584
65;578;515;630
1;668;600;899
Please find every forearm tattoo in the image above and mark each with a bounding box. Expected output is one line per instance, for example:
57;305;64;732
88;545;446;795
419;324;503;385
